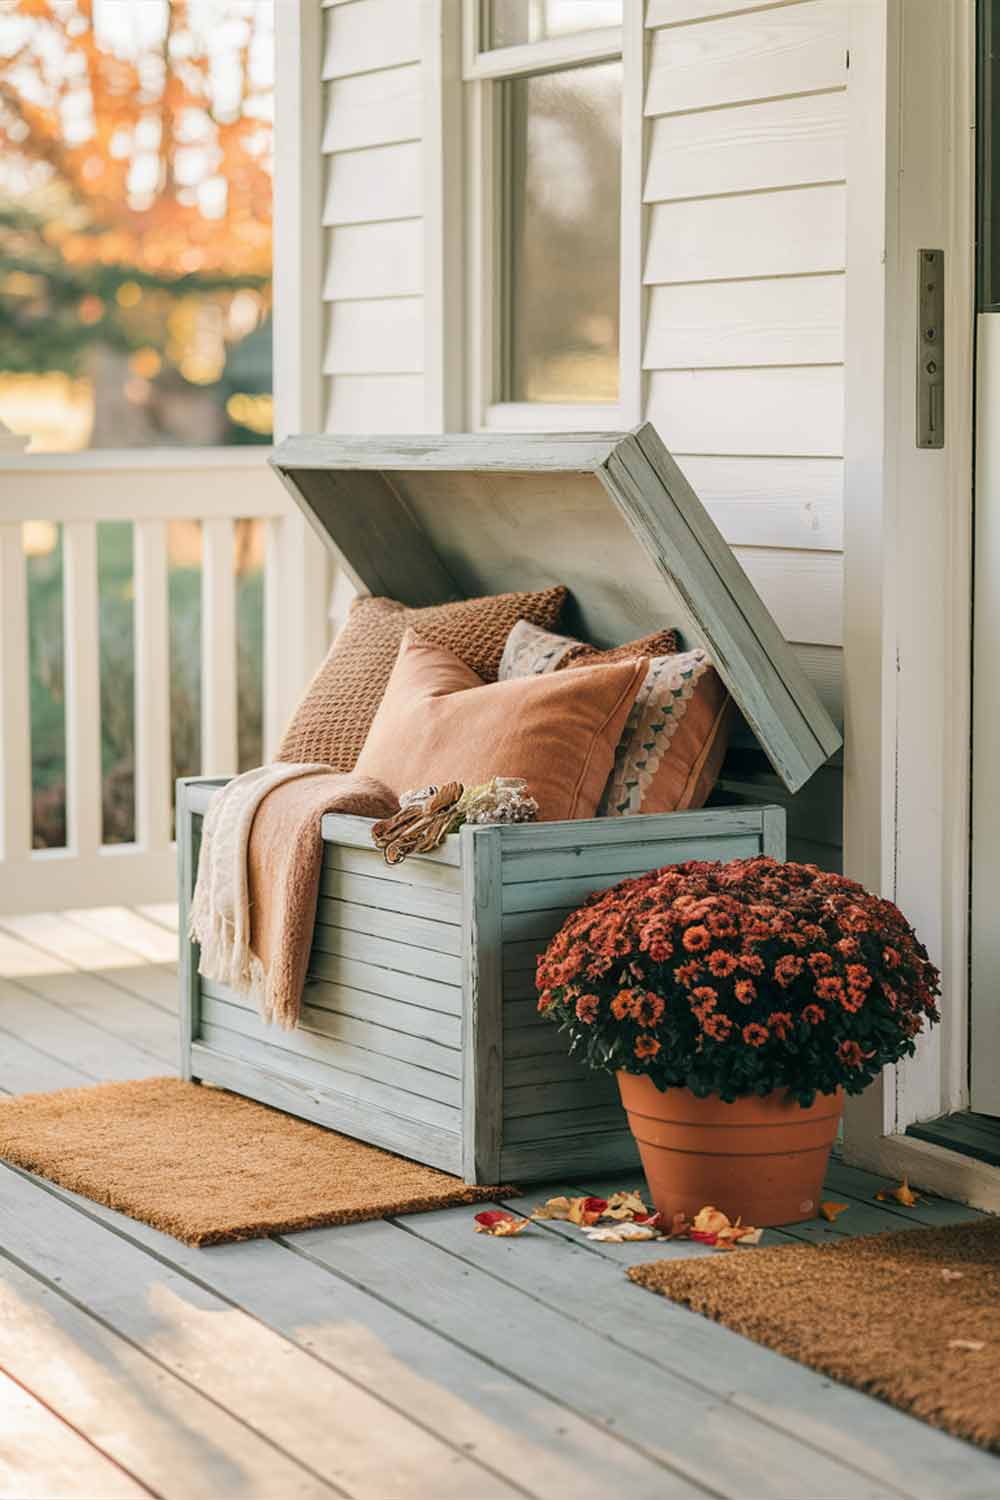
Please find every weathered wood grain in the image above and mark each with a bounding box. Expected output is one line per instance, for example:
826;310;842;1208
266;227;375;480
189;1043;462;1172
461;826;504;1183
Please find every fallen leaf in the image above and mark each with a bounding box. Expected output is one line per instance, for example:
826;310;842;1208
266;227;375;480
473;1210;529;1236
568;1195;608;1227
820;1201;850;1223
941;1269;965;1282
715;1220;762;1249
583;1222;659;1243
874;1175;922;1206
734;1227;763;1246
531;1196;574;1221
948;1339;985;1352
601;1190;649;1221
666;1211;692;1240
692;1206;732;1237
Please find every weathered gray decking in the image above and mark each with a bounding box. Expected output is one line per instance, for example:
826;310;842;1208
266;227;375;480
1;905;998;1500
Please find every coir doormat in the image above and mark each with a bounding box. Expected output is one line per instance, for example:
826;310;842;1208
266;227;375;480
629;1217;1000;1452
0;1076;508;1246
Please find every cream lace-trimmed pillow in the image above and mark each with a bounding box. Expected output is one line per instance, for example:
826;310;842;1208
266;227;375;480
499;620;732;815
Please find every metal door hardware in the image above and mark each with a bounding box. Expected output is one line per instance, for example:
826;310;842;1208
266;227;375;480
917;248;945;448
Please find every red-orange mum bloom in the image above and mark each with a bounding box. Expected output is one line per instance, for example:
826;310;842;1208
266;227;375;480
743;1022;769;1047
611;989;637;1020
774;954;805;987
838;1039;865;1068
682;925;711;953
707;950;739;978
802;1003;825;1025
767;1011;794;1040
883;946;900;970
575;993;600;1024
846;964;873;992
835;936;860;957
633;991;665;1027
808;951;834;976
734;979;756;1004
634;1034;661;1059
674;960;703;989
703;1012;733;1041
740;953;765;976
691;985;719;1011
815;976;846;1003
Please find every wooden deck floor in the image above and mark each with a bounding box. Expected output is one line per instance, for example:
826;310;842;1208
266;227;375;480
1;905;998;1500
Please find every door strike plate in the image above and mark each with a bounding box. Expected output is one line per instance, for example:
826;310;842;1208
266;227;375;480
917;248;944;449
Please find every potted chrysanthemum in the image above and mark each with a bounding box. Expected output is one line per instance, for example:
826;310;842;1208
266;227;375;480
536;857;940;1226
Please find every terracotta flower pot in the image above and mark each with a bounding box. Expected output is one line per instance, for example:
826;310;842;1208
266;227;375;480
617;1072;844;1227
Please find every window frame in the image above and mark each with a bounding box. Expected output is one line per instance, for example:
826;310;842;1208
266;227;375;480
461;0;642;432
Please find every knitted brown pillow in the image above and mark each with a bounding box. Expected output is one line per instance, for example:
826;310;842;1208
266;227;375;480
276;587;567;771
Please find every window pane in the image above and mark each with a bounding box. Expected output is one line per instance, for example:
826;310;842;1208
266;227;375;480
0;1;273;451
490;0;622;49
506;61;621;403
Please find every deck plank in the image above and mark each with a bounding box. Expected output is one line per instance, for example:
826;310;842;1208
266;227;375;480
287;1217;904;1499
0;1166;519;1500
0;1027;93;1094
4;969;177;1064
0;1370;153;1499
0;979;167;1083
401;1199;1000;1500
63;906;180;964
21;1171;694;1500
0;1254;334;1499
134;903;180;933
0;911;175;977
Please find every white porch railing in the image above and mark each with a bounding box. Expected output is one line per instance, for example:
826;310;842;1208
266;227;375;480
0;449;328;916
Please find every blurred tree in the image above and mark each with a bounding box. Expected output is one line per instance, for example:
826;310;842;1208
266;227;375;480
0;0;273;445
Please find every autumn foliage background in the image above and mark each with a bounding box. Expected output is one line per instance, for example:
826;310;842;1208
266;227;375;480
0;0;274;845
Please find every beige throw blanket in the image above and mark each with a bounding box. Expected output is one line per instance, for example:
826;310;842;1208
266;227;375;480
190;765;397;1029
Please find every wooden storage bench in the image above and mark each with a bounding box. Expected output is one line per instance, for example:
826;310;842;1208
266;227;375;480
178;426;838;1184
179;789;784;1183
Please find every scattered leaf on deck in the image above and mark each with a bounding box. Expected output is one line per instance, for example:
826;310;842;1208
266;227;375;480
947;1338;985;1352
568;1196;608;1226
474;1210;529;1236
874;1175;922;1206
531;1196;574;1221
820;1201;849;1222
602;1190;649;1221
584;1222;659;1243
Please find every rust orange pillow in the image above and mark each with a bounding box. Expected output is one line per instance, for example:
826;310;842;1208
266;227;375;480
354;631;648;823
276;587;567;772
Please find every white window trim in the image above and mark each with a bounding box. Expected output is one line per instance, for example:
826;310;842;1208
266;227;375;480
461;0;643;433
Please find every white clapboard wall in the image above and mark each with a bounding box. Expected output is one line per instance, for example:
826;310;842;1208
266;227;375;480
321;0;426;433
317;0;846;868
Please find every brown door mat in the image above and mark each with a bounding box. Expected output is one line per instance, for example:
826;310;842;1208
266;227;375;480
629;1217;1000;1454
0;1077;509;1246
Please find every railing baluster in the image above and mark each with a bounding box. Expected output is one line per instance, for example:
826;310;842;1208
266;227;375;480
201;516;238;776
0;524;32;864
63;520;102;857
263;516;283;760
134;519;172;851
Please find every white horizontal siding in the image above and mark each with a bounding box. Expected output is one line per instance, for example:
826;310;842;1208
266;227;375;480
676;455;843;551
321;0;426;434
644;276;844;368
323;219;424;300
645;185;846;284
644;89;846;202
648;367;844;456
324;298;424;375
322;0;422;79
646;0;847;116
642;0;846;747
323;142;423;226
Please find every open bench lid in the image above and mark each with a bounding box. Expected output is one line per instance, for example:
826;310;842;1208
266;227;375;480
269;424;842;795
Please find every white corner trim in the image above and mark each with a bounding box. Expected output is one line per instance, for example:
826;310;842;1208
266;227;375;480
841;1131;1000;1214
